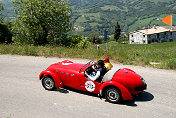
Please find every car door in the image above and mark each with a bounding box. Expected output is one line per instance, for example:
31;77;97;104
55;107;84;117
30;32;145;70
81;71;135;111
79;76;102;94
58;70;80;89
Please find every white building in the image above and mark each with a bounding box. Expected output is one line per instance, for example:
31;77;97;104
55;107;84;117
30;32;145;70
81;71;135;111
129;26;176;44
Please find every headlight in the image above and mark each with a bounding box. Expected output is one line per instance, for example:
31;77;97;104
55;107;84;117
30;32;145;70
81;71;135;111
140;77;146;84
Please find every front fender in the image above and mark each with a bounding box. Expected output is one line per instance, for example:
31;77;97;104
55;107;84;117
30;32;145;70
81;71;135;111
100;81;133;101
39;70;64;88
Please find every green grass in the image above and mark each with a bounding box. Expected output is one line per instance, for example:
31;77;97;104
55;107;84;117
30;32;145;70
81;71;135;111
145;0;173;4
74;12;101;29
101;5;120;11
75;16;87;24
89;23;101;27
150;14;176;26
0;42;176;70
101;5;128;12
129;17;157;32
85;13;100;18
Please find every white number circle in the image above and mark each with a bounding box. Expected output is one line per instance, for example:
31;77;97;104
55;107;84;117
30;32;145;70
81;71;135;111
85;81;95;92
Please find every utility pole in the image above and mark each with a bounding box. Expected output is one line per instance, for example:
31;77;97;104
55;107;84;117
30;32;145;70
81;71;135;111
104;30;108;52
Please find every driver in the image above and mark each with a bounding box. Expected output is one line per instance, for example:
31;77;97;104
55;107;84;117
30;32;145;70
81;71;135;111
85;60;106;82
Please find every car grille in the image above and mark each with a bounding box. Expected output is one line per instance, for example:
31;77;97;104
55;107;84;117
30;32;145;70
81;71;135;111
135;84;147;91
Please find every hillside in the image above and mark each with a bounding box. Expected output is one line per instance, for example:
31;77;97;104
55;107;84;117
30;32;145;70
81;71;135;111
69;0;176;36
1;0;176;36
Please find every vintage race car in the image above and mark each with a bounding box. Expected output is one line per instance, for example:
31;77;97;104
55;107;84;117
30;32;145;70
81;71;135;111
39;60;147;103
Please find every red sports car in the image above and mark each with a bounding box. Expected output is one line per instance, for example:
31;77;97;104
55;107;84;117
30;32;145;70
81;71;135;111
39;60;147;103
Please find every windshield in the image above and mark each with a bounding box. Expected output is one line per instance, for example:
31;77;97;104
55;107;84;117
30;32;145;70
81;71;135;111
79;59;94;73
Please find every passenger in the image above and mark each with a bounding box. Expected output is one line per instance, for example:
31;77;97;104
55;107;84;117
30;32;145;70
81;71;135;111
85;60;106;82
104;57;113;71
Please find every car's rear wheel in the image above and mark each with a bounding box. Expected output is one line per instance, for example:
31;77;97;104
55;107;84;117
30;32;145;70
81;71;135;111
105;87;121;103
42;76;55;91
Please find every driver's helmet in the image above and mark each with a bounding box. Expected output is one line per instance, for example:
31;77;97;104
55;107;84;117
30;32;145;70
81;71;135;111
104;57;109;62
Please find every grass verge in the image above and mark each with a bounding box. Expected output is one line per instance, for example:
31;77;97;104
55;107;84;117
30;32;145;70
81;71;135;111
0;42;176;70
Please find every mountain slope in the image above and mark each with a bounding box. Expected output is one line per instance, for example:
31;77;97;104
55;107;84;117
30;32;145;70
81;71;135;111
1;0;176;36
69;0;176;36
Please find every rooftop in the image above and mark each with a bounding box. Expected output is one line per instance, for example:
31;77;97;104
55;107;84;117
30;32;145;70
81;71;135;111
131;26;176;35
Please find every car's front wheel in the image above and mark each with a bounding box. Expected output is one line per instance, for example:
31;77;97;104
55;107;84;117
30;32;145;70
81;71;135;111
105;87;121;103
42;76;55;91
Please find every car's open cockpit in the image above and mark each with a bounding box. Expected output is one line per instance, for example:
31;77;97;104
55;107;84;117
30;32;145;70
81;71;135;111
79;60;116;83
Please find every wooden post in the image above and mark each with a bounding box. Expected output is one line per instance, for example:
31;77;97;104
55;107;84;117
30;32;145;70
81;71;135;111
106;39;108;52
97;45;100;56
104;30;108;52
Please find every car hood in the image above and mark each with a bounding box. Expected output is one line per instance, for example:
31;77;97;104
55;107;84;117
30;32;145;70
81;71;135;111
47;60;84;73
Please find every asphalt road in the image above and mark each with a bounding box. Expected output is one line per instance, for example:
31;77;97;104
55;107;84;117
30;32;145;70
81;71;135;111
0;55;176;118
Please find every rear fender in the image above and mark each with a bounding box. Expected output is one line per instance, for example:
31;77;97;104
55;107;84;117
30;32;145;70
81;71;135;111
100;81;133;100
39;71;64;88
123;68;135;73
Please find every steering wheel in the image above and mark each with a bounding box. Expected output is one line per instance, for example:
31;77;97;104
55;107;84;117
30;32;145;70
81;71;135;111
85;65;97;77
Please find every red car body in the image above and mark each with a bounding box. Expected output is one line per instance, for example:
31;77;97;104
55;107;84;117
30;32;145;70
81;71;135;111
39;60;147;103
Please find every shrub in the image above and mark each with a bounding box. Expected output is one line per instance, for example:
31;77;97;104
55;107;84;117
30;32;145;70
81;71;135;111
0;21;13;44
87;33;103;44
77;38;90;48
67;35;89;48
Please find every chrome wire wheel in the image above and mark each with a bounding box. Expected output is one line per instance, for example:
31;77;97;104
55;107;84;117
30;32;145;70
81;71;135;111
105;87;121;103
42;76;55;90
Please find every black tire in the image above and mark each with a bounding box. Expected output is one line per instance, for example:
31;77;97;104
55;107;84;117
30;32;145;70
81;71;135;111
105;87;121;103
42;76;55;91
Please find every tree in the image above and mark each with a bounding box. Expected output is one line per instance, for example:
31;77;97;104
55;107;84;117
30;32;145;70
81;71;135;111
0;2;3;11
0;21;13;44
0;2;3;23
12;0;72;45
0;2;13;44
114;21;121;42
0;2;3;12
88;32;102;44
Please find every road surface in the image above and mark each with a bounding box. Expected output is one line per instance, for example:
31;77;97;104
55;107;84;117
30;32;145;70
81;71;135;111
0;55;176;118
